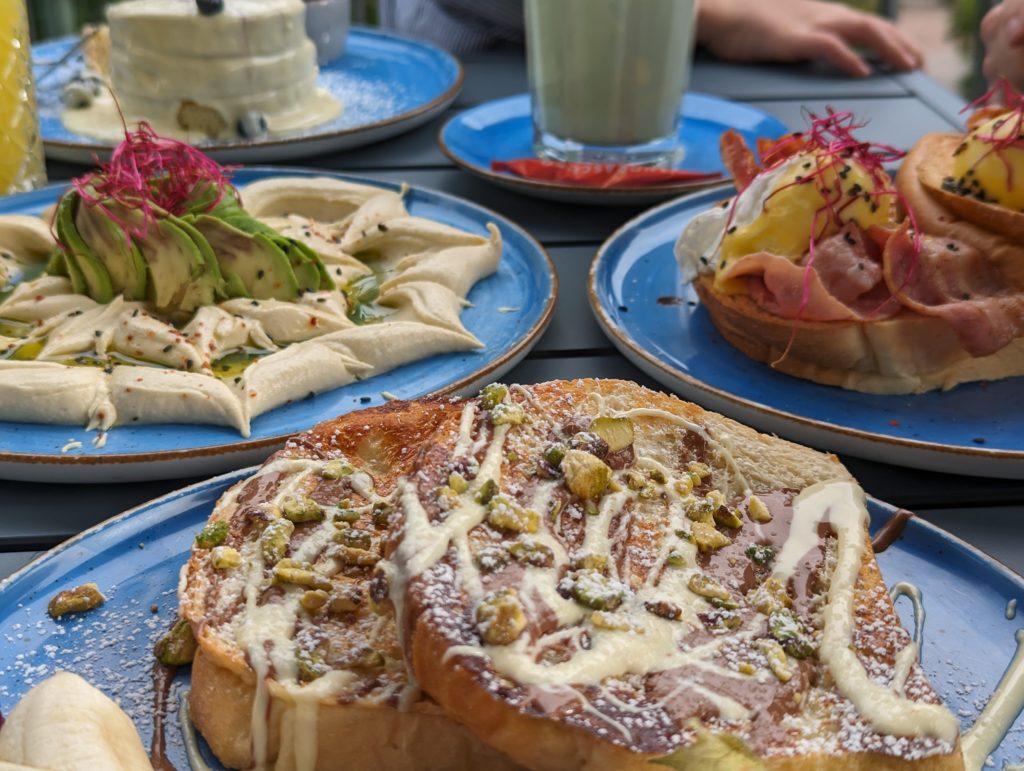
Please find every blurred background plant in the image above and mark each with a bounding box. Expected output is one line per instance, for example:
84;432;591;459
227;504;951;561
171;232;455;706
27;0;988;97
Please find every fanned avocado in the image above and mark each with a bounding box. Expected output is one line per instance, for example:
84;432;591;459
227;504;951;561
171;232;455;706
54;192;112;302
74;198;148;301
192;214;299;301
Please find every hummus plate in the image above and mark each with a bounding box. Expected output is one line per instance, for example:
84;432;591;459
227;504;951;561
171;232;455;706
0;168;556;483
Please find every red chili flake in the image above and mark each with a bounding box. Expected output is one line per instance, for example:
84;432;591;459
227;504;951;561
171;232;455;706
889;419;901;427
309;316;318;327
490;159;723;188
34;294;43;302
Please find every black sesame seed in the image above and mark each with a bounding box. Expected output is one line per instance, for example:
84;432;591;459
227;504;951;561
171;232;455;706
233;376;242;384
973;437;987;445
185;358;194;369
94;329;101;337
726;226;737;234
162;344;173;353
257;270;265;280
251;300;259;306
378;222;389;232
359;396;372;403
947;243;959;252
618;305;629;312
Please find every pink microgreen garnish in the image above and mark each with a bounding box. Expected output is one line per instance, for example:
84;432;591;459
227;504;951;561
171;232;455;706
71;122;235;239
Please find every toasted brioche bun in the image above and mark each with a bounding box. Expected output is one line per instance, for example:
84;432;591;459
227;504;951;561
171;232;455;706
694;276;1024;394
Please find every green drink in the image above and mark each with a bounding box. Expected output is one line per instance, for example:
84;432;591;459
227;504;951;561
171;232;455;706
525;0;696;166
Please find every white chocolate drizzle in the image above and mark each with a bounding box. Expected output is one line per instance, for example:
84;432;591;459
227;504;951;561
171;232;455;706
962;629;1024;771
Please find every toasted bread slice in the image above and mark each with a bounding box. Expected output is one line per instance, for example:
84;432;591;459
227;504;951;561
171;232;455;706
179;398;520;770
388;380;963;770
693;275;1024;394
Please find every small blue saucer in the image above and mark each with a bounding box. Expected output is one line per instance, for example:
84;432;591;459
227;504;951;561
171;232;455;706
439;93;788;206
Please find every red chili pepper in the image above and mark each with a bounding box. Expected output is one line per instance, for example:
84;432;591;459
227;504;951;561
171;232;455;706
490;159;723;189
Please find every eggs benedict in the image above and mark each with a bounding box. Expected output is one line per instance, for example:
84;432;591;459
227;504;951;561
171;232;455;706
675;106;1024;394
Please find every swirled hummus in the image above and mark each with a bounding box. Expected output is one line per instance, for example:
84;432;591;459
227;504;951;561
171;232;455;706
0;176;501;438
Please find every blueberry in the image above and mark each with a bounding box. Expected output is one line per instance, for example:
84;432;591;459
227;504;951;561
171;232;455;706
196;0;224;15
236;110;269;139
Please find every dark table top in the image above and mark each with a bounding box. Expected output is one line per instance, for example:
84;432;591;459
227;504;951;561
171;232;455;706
3;50;1023;581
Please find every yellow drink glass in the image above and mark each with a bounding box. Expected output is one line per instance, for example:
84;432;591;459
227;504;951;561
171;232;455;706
0;0;45;195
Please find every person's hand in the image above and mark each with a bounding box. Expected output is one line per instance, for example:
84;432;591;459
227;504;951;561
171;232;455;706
981;0;1024;91
697;0;922;78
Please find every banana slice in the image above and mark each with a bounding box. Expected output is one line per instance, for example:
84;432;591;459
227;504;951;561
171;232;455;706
0;672;152;771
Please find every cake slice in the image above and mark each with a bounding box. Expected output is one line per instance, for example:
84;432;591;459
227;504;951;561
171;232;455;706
386;379;964;770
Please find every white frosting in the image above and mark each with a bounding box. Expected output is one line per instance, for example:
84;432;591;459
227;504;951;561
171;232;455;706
962;629;1024;771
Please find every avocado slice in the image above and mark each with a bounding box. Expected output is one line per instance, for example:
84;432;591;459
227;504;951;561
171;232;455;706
54;192;113;302
170;215;226;312
74;199;148;301
192;214;299;301
131;214;207;317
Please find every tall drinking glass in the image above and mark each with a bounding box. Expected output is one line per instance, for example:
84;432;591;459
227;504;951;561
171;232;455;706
525;0;697;167
0;0;46;195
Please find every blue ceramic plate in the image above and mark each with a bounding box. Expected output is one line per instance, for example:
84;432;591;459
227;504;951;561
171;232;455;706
0;167;556;483
438;93;788;206
589;186;1024;479
0;470;1021;767
34;27;462;164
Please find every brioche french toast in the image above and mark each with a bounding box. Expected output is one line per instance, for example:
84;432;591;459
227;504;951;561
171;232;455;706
178;397;519;771
179;380;963;770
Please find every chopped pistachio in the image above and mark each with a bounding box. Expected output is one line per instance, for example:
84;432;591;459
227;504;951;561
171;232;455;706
301;589;329;611
479;383;508;410
639;484;660;500
544;443;566;467
47;583;106;618
273;558;332;591
625;470;646;491
685;497;716;524
687;572;732;602
487;494;540;533
210;546;241;569
371;501;394;527
260;518;295;564
757;638;794;683
708;596;740;610
768;610;815;659
281;495;325;523
297;648;329;683
476;587;527;645
747;577;792;615
435;485;461;510
589;416;635;452
334;546;380;567
491;402;525;425
706;490;726;510
321;459;354;479
691;521;731;552
648;467;668;484
508;539;554;568
738;661;757;676
714;507;744;529
688;461;712;480
562;449;612;499
674;476;694;496
645;600;682;621
335;527;373;550
665;550;688;567
564;569;627;611
448;471;469;493
153;619;197;666
568;431;608;457
572;553;609;572
591;610;638;631
334;507;360;524
701;608;743;631
195;520;229;549
747;495;773;523
745;544;775;566
476;545;510;572
474;478;498;504
548;497;564;520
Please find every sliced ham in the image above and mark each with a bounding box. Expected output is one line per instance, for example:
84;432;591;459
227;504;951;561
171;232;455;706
718;226;898;321
884;229;1024;357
